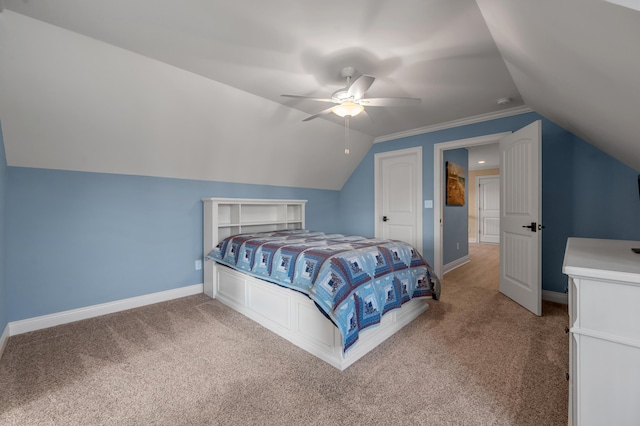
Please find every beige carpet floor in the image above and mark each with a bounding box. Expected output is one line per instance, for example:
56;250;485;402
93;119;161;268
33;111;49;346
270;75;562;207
0;244;569;425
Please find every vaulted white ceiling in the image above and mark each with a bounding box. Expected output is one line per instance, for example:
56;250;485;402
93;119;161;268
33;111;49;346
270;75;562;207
477;0;640;173
0;0;638;190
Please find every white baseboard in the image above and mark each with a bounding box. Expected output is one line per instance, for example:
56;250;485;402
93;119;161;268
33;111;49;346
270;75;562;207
542;290;568;305
8;283;203;336
469;238;477;243
443;255;471;275
0;324;9;361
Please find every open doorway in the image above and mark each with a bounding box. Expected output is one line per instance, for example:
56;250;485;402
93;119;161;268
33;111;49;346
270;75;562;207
462;144;501;289
434;122;543;315
433;132;510;279
441;142;501;288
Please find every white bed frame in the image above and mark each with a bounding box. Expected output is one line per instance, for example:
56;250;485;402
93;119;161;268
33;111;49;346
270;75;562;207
202;197;429;370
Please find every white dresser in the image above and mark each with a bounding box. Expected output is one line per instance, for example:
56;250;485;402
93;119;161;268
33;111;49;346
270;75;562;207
563;238;640;426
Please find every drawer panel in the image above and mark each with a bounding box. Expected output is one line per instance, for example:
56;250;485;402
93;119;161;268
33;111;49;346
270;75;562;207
576;334;640;426
247;282;290;329
296;301;335;349
576;278;640;341
217;269;246;305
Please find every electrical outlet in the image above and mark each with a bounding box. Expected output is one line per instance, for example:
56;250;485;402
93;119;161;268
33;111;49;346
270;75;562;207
456;242;459;250
195;260;202;270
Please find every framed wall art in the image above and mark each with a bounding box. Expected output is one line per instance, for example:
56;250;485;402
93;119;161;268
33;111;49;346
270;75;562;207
446;161;466;206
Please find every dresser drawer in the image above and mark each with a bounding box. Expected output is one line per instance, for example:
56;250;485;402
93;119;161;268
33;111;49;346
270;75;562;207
573;277;640;342
574;334;640;426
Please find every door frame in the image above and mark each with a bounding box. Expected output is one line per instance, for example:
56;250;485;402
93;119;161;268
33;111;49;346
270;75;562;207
374;146;423;255
433;133;510;278
476;174;500;244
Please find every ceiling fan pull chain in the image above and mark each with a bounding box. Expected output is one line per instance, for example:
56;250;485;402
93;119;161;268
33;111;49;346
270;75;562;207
345;117;350;155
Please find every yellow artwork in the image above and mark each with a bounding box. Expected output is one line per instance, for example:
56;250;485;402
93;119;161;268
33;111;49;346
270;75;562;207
446;162;465;206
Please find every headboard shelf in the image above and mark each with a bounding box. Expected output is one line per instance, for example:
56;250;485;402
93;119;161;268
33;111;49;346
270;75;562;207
202;198;307;297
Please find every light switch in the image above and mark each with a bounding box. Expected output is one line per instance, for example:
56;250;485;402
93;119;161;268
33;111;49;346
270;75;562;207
424;200;433;209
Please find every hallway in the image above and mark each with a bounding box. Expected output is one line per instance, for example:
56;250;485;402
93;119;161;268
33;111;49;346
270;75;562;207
444;243;500;291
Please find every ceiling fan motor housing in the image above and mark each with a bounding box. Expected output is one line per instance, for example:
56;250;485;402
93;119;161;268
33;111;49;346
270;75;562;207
332;89;351;102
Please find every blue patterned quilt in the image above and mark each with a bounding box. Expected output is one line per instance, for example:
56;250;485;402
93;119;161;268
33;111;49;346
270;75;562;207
206;230;440;352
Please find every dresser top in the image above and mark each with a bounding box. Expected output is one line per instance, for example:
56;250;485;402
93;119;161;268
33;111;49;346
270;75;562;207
563;237;640;283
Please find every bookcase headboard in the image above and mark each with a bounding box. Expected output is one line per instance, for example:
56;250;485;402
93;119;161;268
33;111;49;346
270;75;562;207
201;198;306;296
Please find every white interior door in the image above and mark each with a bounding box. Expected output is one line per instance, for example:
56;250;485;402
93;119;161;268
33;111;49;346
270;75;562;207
375;147;422;254
499;120;542;316
478;176;500;244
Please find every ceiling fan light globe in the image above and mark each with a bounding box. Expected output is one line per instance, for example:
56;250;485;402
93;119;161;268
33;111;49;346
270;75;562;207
332;102;364;118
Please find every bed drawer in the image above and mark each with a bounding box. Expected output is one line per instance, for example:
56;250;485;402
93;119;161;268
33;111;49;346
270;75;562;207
217;268;246;306
295;300;336;350
247;281;290;329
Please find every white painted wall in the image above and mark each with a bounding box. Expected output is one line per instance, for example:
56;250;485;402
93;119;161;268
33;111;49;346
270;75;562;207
0;11;372;190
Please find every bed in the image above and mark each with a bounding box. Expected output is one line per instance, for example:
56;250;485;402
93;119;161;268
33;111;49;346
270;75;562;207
202;198;440;370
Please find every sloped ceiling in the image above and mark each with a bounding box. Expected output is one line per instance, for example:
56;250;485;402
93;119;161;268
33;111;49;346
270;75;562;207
0;1;638;191
477;0;640;173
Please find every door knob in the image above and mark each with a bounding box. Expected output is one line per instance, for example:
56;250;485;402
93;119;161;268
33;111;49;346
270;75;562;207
522;222;537;232
382;216;389;222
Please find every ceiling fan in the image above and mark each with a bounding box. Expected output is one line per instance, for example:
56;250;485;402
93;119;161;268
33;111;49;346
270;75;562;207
281;66;421;122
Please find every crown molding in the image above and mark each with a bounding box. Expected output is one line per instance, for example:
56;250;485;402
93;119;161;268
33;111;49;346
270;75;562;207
374;105;533;143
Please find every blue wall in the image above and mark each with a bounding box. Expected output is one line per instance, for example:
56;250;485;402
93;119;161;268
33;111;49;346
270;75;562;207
0;123;7;335
339;111;640;294
6;169;340;321
570;135;640;239
538;123;640;290
4;111;640;323
443;149;469;265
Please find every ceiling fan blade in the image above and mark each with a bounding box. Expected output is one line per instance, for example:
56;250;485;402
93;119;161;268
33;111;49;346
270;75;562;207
359;97;421;107
281;94;335;103
357;109;372;123
347;75;375;99
302;106;334;122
